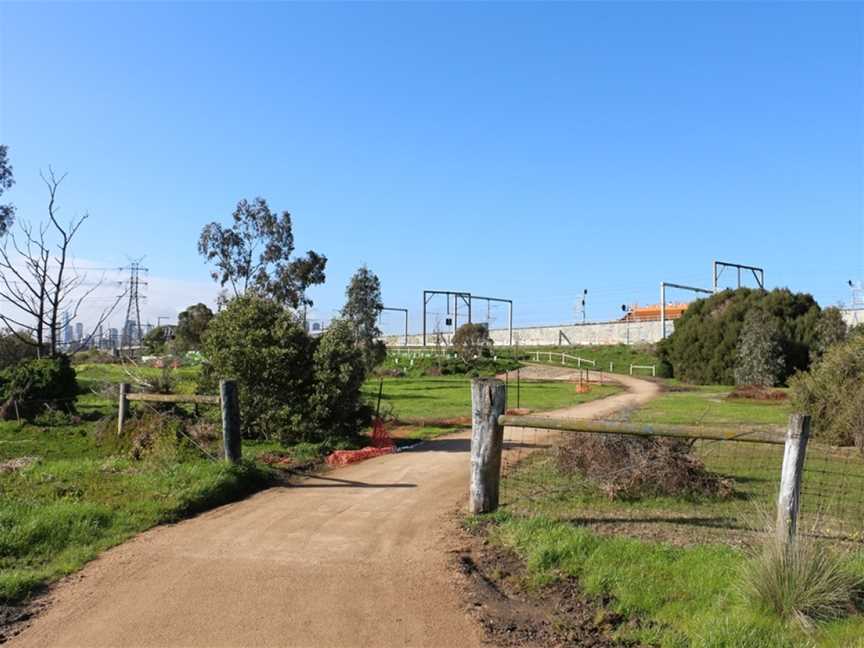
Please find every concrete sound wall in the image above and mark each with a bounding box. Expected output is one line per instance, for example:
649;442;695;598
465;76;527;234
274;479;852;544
842;308;864;327
384;318;673;347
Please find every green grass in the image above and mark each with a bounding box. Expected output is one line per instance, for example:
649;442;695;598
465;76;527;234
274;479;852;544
517;343;660;375
364;375;621;423
631;385;791;427
483;513;864;647
0;407;274;604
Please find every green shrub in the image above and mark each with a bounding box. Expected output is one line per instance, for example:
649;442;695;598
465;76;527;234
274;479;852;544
203;295;375;445
790;335;864;447
660;288;821;385
201;295;313;439
0;356;78;419
286;320;373;444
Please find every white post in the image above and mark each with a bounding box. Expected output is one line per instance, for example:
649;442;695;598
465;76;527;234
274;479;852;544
660;282;666;340
776;414;811;545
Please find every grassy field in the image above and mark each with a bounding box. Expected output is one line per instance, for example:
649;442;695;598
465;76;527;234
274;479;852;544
476;511;864;647
470;381;864;646
630;384;791;427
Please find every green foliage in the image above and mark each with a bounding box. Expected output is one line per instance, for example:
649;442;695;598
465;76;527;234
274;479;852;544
0;356;78;419
810;307;848;363
734;308;785;387
175;303;213;351
660;288;821;385
0;332;38;370
286;320;373;444
202;296;373;445
742;536;863;630
201;295;313;439
142;325;169;355
198;197;326;308
790;335;864;446
451;322;493;364
341;265;385;371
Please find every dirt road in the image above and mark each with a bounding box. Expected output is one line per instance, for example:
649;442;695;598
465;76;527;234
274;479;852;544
10;370;659;648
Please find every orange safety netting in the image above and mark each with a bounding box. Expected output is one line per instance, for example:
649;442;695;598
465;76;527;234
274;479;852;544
325;419;395;466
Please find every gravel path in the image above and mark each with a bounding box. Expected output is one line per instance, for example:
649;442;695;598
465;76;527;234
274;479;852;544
10;370;659;648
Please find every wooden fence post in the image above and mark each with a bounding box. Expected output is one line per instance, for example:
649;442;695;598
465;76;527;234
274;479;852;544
117;383;130;435
469;378;506;514
776;413;811;544
220;380;242;464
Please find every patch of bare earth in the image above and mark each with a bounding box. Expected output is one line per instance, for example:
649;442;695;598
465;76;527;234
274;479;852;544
452;524;649;648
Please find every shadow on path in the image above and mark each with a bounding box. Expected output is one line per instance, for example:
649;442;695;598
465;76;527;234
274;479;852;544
291;474;416;489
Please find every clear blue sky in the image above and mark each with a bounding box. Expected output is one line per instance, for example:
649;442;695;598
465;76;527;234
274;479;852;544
1;2;861;333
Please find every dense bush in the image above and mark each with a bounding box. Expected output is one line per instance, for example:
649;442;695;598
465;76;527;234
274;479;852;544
0;355;78;419
201;295;313;439
201;295;372;445
789;335;864;447
288;320;372;444
659;288;821;385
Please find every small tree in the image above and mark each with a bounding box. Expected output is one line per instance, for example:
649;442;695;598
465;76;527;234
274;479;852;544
292;319;373;444
452;323;492;364
0;144;15;235
0;168;120;357
142;326;169;355
341;265;385;370
734;309;784;387
198;197;326;309
175;303;213;351
810;306;847;363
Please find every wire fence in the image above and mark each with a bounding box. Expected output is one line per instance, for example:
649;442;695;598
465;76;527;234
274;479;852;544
495;411;864;546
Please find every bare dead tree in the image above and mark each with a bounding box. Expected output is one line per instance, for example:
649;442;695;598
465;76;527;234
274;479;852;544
0;168;124;357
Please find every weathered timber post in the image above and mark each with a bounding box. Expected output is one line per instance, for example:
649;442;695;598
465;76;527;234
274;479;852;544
117;383;130;435
220;380;242;464
776;414;811;544
469;378;506;514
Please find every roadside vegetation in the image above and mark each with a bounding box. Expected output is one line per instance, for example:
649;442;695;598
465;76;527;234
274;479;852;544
0;382;273;605
472;512;864;647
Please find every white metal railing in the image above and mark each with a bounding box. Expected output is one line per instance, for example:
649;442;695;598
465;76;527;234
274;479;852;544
532;351;596;368
629;364;656;377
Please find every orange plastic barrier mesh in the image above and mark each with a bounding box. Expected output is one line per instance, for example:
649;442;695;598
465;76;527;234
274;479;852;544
325;419;395;466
